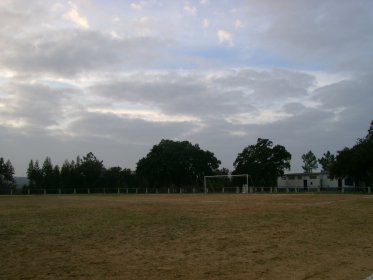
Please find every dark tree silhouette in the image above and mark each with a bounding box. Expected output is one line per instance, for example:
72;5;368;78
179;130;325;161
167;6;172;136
233;138;291;187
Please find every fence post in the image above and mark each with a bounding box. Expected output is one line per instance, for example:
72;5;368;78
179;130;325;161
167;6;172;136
286;188;289;193
28;188;30;195
368;187;371;194
44;189;46;195
156;188;159;194
74;188;76;194
193;187;195;193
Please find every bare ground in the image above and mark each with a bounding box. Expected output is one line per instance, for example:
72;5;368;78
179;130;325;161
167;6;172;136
0;194;372;279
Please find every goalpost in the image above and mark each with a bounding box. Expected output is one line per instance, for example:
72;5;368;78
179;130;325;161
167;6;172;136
203;174;252;194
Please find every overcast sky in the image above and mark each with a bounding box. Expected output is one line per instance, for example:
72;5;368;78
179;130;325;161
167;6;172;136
1;0;372;176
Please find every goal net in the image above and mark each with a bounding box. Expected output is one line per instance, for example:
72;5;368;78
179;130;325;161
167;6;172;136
204;174;251;193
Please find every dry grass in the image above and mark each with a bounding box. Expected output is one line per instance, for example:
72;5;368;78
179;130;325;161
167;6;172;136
0;194;372;280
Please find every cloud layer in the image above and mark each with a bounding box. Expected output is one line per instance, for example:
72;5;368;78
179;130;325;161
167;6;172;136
0;0;372;175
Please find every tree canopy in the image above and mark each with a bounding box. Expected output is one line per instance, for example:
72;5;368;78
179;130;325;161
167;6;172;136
330;123;373;187
318;151;335;172
0;157;15;191
136;139;221;188
301;150;318;173
233;138;291;187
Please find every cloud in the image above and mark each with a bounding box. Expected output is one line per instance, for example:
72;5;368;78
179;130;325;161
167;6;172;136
0;81;80;130
64;6;89;28
234;19;243;29
131;3;143;11
1;0;372;177
202;18;209;28
0;29;166;77
254;0;373;72
184;4;197;16
217;30;234;46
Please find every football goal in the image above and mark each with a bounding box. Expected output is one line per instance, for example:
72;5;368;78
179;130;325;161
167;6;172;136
203;174;253;193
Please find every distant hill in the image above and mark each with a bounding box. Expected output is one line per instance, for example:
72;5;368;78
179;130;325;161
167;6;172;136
14;177;28;188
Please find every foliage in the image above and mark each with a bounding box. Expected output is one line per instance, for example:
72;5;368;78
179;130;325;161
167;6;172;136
27;160;43;189
318;151;335;173
301;150;318;173
26;153;135;191
78;152;105;189
0;157;15;191
136;139;221;188
330;129;373;187
233;138;291;187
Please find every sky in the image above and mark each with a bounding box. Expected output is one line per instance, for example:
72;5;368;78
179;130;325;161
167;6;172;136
0;0;372;176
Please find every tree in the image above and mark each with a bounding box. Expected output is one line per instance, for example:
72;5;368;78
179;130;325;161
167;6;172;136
318;151;335;173
233;138;291;187
60;160;76;189
78;152;105;190
27;160;42;188
52;165;60;189
0;158;15;191
41;157;54;188
136;139;220;189
330;124;373;187
302;150;318;173
367;120;373;140
330;142;373;187
103;167;124;190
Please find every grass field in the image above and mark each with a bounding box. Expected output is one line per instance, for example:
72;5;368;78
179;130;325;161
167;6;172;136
0;194;372;280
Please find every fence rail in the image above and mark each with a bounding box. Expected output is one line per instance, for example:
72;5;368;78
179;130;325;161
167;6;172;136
0;186;371;195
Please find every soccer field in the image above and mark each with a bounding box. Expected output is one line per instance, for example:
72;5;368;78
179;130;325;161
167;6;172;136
0;194;372;279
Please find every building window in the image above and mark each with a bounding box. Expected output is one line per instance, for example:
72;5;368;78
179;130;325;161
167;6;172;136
289;176;295;180
344;177;354;186
310;175;317;179
297;176;302;180
282;176;287;180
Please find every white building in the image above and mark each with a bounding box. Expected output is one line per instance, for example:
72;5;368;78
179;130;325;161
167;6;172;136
277;172;354;190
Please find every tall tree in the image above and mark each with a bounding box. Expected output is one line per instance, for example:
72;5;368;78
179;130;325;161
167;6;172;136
41;157;54;188
233;138;291;187
330;122;373;187
367;120;373;140
60;160;75;189
0;158;15;191
302;150;318;173
136;139;220;188
78;152;105;190
27;160;43;188
318;151;335;173
103;167;124;190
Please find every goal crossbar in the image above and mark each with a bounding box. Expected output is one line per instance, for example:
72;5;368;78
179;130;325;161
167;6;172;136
204;174;249;193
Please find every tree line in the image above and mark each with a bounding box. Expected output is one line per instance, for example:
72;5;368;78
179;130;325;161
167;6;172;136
1;121;372;192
